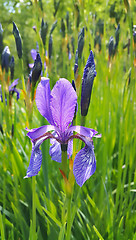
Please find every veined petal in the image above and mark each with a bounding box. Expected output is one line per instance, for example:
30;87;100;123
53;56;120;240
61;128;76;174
24;142;42;178
36;78;54;124
50;78;77;132
49;138;61;163
67;139;73;157
26;125;59;140
25;132;57;178
73;142;96;187
68;125;98;138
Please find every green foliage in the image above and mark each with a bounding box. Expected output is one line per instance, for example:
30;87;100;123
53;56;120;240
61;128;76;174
0;0;136;239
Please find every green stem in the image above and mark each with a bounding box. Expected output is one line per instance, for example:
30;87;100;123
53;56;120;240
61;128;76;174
32;176;36;240
61;147;67;177
19;59;25;92
66;196;72;240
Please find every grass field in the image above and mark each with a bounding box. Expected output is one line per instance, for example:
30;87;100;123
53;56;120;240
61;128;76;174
0;0;136;239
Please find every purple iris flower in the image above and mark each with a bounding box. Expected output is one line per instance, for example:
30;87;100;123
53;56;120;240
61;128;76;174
0;79;20;102
25;78;101;187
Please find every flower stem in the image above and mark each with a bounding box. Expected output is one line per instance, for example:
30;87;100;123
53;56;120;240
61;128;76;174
61;145;68;177
66;196;72;240
32;176;36;240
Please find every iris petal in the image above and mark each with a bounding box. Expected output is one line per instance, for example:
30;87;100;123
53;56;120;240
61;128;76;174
36;78;54;124
26;125;59;140
24;142;42;178
50;78;77;132
49;138;62;162
73;142;96;187
68;125;98;138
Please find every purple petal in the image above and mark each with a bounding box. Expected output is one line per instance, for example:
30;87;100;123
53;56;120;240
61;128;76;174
50;78;77;132
73;142;96;187
36;78;54;124
49;138;61;162
9;79;19;91
68;125;98;138
67;139;73;157
31;49;37;61
26;125;59;140
29;63;34;69
24;142;42;178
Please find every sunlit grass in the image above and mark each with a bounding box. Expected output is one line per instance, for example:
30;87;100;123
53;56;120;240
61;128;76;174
0;0;136;239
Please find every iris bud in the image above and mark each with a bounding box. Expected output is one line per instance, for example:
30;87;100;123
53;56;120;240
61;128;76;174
9;56;15;80
30;53;42;87
81;50;97;116
1;46;11;72
109;36;114;57
78;27;85;58
13;22;22;59
61;18;65;38
40;19;48;46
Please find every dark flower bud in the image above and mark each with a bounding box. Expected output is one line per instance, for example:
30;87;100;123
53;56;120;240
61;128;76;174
109;36;114;57
13;22;22;59
31;53;42;87
71;36;75;54
39;0;43;11
50;20;57;35
81;50;97;116
115;24;120;47
9;56;15;80
74;50;78;79
61;18;65;38
66;11;69;31
78;27;85;58
1;46;11;72
53;0;61;17
40;19;48;46
48;35;53;59
0;23;3;55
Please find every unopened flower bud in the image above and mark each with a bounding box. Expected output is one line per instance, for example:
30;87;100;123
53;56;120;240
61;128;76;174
40;19;48;46
109;36;114;57
13;22;22;59
31;53;42;87
1;46;11;72
9;56;15;80
78;27;85;58
81;50;97;116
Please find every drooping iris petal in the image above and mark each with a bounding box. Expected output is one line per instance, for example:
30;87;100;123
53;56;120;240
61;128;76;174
73;142;96;187
50;78;77;132
68;125;98;138
24;142;42;178
36;78;54;125
26;125;59;140
49;138;61;163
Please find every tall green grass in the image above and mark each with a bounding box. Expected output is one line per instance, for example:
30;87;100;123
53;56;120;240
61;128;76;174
0;0;136;239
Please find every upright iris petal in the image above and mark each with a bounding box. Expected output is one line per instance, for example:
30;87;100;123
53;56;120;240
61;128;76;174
25;78;101;186
50;78;77;132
